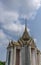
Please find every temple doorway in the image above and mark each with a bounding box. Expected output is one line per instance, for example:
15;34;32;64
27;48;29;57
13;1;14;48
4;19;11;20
16;49;20;65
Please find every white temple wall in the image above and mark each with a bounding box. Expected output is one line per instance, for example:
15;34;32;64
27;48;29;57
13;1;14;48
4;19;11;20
37;52;40;65
39;53;40;65
25;46;31;65
10;47;14;65
20;46;30;65
31;49;36;65
13;47;16;65
20;47;25;65
34;48;38;65
5;49;9;65
28;45;32;65
5;48;11;65
40;53;41;65
6;45;41;65
6;46;16;65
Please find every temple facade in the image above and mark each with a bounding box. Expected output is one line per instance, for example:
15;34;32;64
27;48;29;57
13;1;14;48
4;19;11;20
6;26;41;65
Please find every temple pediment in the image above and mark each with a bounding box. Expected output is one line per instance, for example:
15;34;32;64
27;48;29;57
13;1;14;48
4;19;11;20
8;26;36;48
21;26;30;41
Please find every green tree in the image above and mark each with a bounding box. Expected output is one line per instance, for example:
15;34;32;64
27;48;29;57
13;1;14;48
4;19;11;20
0;61;5;65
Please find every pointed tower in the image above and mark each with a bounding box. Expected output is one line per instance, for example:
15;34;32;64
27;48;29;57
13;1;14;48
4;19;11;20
22;26;30;41
20;19;30;41
18;19;31;46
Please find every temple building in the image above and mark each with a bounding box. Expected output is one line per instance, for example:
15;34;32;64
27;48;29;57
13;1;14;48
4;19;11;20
6;25;41;65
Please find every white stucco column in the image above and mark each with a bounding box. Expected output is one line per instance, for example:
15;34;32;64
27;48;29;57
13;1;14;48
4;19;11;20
39;52;40;65
13;46;16;65
20;48;22;65
20;47;25;65
28;45;32;65
40;53;41;65
5;49;9;65
37;51;40;65
35;48;38;65
10;47;14;65
32;48;37;65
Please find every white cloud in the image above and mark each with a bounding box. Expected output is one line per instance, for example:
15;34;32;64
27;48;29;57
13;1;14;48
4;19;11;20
0;30;5;39
0;10;19;23
0;0;41;20
0;1;30;47
0;2;30;35
2;20;30;34
2;0;41;19
0;30;8;47
32;0;41;9
3;23;24;32
0;2;19;23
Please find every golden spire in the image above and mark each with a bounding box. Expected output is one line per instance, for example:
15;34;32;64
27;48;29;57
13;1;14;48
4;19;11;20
21;18;30;41
25;18;27;32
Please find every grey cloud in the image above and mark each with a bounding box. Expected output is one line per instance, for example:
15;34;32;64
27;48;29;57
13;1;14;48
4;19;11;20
0;0;41;19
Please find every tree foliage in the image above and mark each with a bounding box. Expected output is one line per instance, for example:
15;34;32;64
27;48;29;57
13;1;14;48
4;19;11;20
0;61;5;65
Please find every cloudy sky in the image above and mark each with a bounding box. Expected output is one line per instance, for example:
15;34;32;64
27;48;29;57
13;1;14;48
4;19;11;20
0;0;41;61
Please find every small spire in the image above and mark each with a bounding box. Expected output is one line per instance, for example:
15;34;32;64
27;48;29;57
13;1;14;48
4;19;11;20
25;18;27;31
19;18;30;42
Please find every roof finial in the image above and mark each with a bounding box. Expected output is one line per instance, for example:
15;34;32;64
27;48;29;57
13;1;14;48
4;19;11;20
25;18;27;31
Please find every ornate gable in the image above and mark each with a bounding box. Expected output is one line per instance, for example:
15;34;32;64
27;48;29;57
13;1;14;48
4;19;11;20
8;24;36;48
22;27;30;41
18;27;36;47
18;26;31;46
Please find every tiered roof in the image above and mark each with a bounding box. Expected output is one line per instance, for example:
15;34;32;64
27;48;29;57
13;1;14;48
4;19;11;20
7;25;36;49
